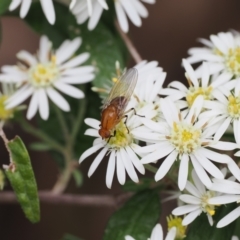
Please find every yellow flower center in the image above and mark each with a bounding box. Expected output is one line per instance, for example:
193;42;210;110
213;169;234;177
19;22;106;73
201;191;216;216
186;86;213;107
168;122;202;154
0;95;14;120
216;47;240;76
227;95;240;118
29;56;59;87
167;215;186;240
108;120;133;149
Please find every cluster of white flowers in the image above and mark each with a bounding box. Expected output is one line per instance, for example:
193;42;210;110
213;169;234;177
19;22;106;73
9;0;156;32
79;31;240;233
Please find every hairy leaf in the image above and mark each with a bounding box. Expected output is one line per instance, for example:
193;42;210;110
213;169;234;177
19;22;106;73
4;136;40;223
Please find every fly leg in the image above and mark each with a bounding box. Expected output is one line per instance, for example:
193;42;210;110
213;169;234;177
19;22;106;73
107;130;116;143
124;108;145;118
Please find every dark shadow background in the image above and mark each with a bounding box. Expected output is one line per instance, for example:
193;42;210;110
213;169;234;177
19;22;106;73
0;0;240;239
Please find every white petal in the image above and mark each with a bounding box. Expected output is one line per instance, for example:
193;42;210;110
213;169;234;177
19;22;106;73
182;209;202;225
182;59;199;87
179;194;201;204
117;151;126;185
120;148;139;183
199;148;230;164
228;158;240;182
60;74;95;84
17;50;37;66
125;146;145;174
54;82;84;98
9;0;21;11
165;227;177;240
61;53;90;69
5;85;34;109
120;0;141;27
56;37;82;64
214;117;231;141
155;151;178;181
208;195;240;205
88;2;104;30
191;155;212;188
85;118;100;129
20;0;31;18
178;154;189;190
79;143;104;163
38;88;49;120
88;147;108;177
210;34;228;54
40;0;55;24
172;205;200;215
115;1;128;32
38;35;52;63
141;144;174;164
185;181;201;198
46;87;70;112
26;91;39;119
210;141;238;151
106;151;116;189
217;206;240;228
151;224;163;240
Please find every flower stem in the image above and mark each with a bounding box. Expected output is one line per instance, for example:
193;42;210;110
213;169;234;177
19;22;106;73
115;20;142;64
145;164;158;173
19;117;64;153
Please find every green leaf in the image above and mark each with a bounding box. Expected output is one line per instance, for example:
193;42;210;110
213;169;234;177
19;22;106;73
4;136;40;223
103;190;160;240
0;0;11;16
72;169;83;187
122;178;154;192
61;234;83;240
30;142;53;151
185;203;237;240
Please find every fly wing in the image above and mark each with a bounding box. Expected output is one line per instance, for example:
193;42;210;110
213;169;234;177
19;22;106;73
102;68;138;115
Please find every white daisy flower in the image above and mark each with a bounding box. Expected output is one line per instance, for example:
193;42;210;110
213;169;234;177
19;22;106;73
125;223;176;240
71;0;155;32
208;179;240;228
201;79;240;141
172;169;220;226
9;0;56;24
187;31;240;77
79;116;146;188
165;59;233;111
0;35;95;120
138;96;239;190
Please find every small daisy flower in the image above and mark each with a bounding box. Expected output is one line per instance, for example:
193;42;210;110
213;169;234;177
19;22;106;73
9;0;56;24
138;96;239;190
201;79;240;141
172;169;219;226
208;179;240;228
165;59;233;110
79;116;146;188
187;31;240;77
71;0;155;32
167;215;187;240
125;223;176;240
0;35;95;120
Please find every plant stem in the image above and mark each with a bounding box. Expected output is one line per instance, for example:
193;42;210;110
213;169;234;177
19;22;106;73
145;164;158;173
20;117;64;153
115;20;142;64
54;106;70;143
70;97;87;145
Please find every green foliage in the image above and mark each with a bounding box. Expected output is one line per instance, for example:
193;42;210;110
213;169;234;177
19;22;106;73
4;136;40;223
72;169;83;187
0;0;11;16
30;142;53;151
103;190;160;240
122;178;155;192
61;233;83;240
185;203;237;240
